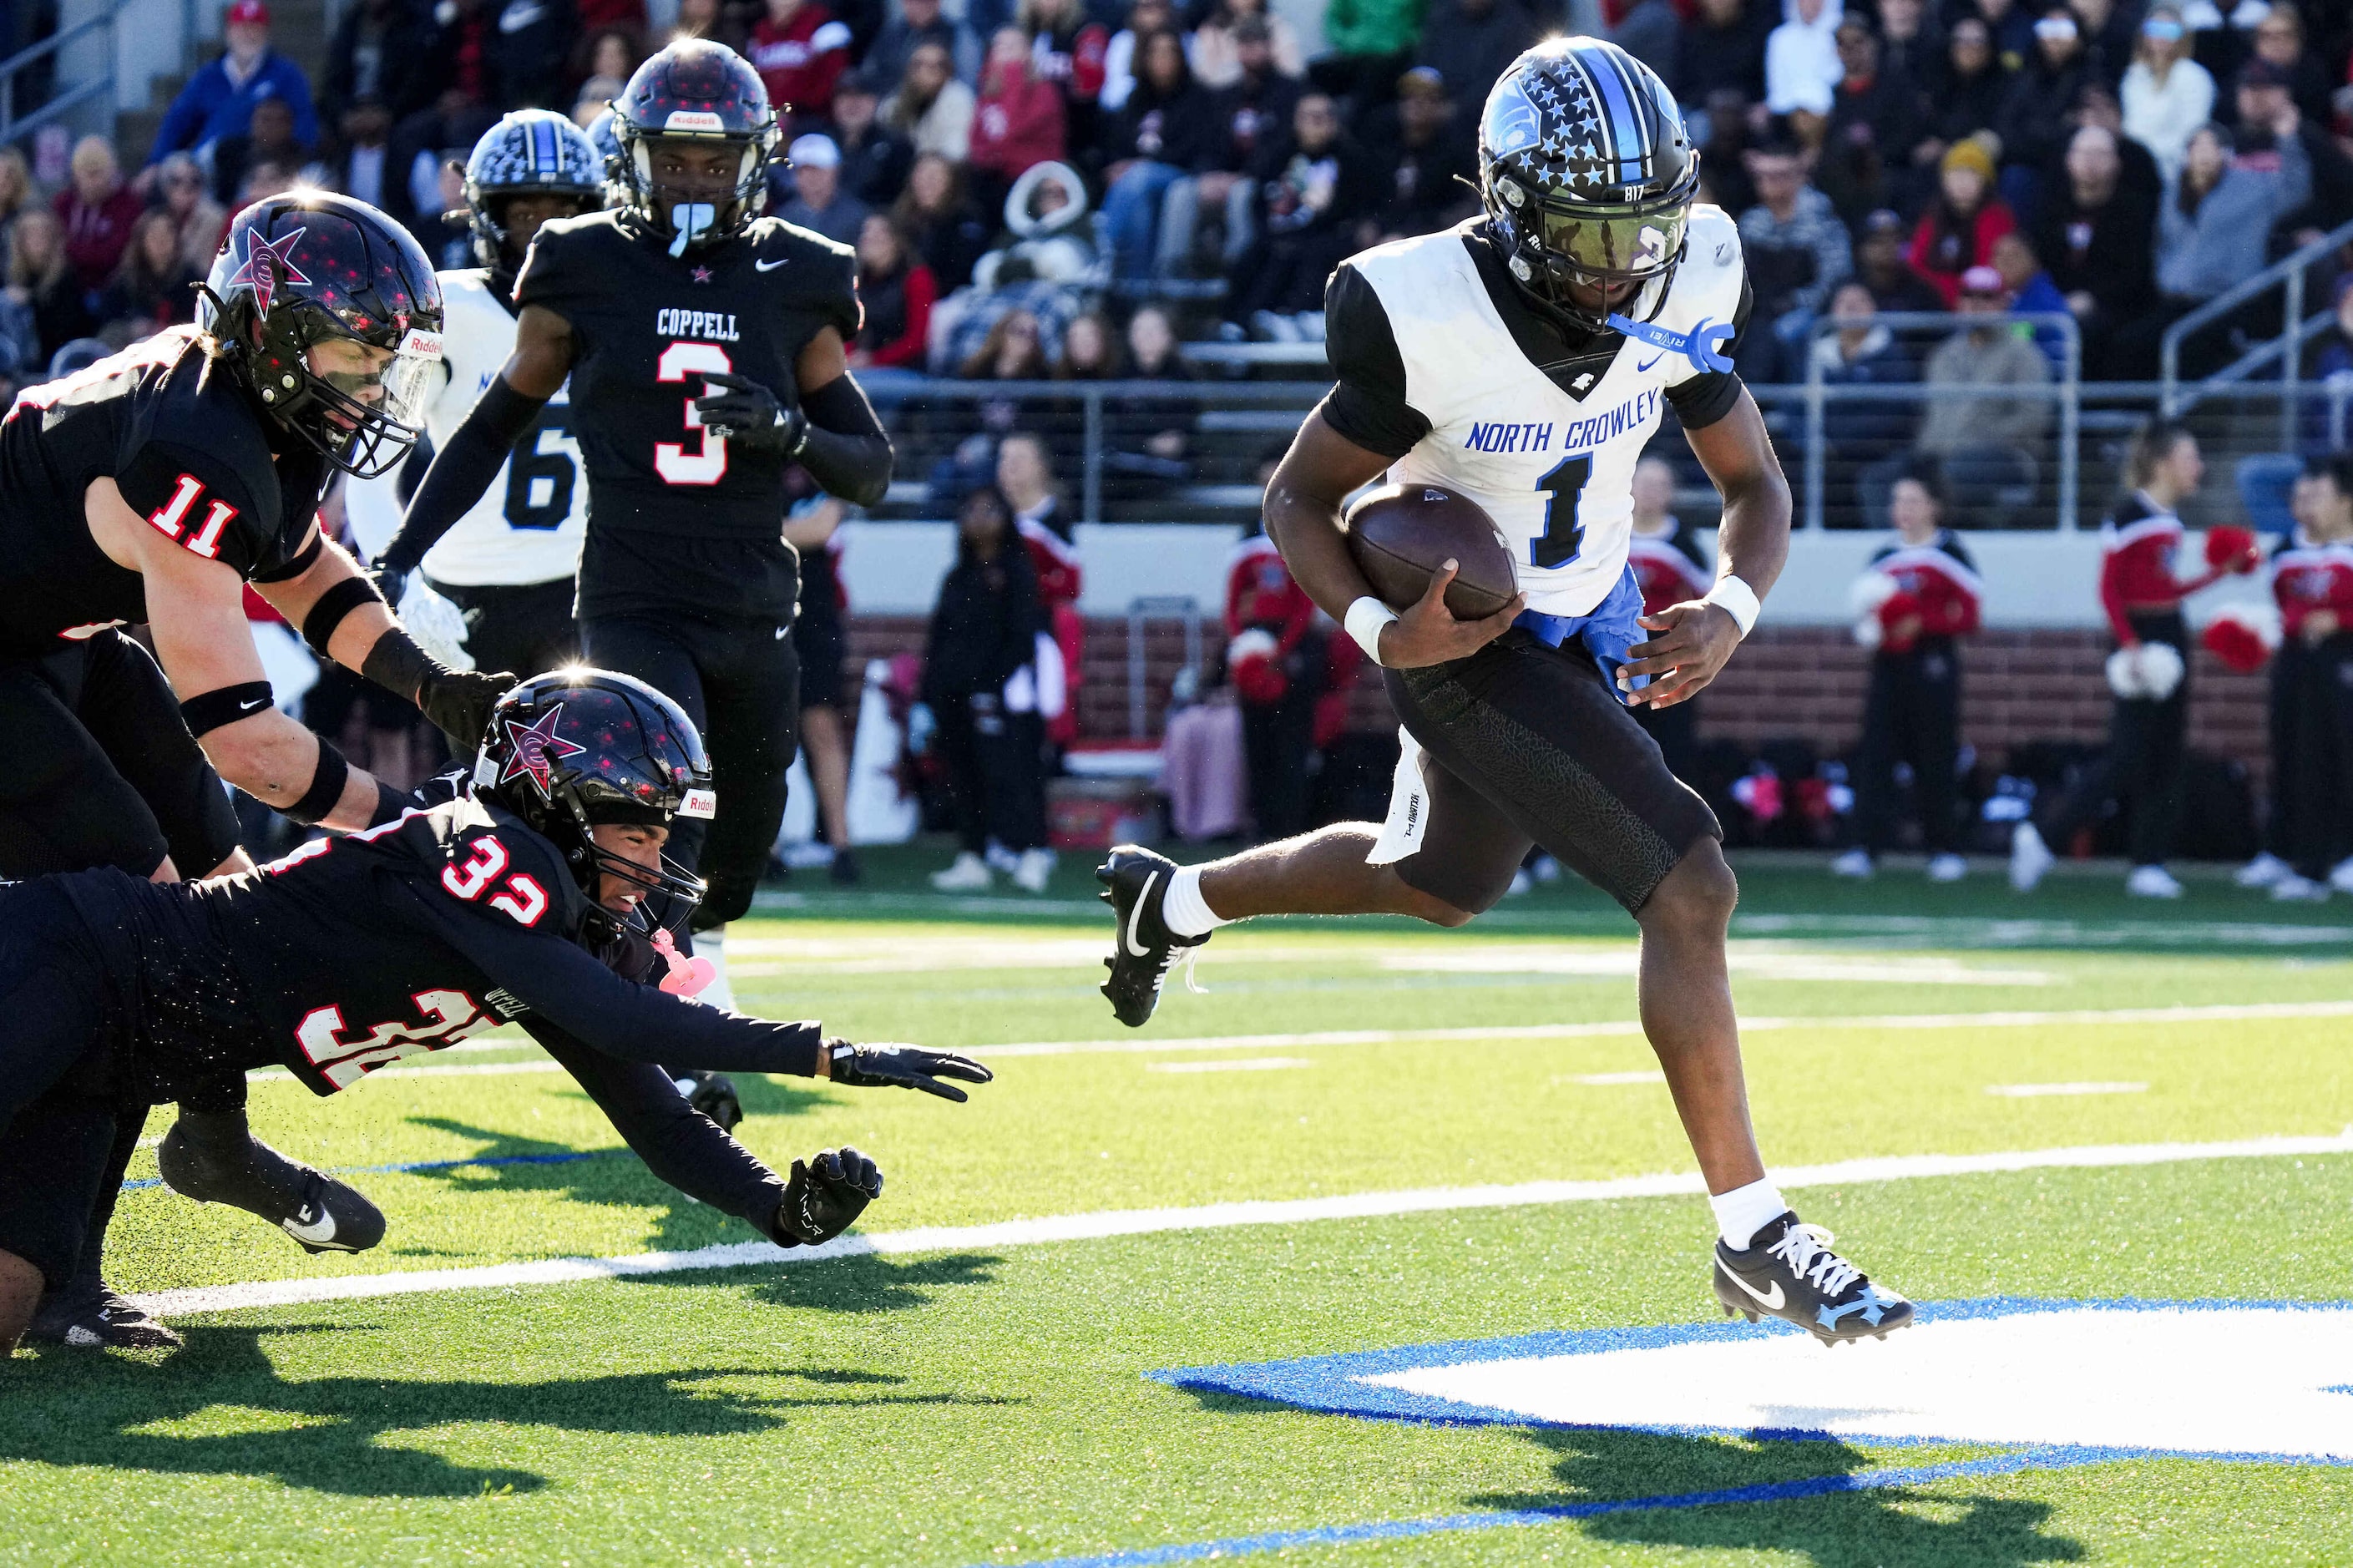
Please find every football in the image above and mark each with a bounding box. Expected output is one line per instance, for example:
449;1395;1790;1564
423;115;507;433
1344;483;1519;620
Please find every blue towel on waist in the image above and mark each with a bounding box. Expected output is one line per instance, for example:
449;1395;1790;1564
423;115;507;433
1511;565;1647;706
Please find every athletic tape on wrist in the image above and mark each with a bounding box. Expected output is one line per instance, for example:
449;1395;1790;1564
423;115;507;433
283;738;351;826
1704;575;1762;638
302;575;387;657
179;680;276;738
1345;596;1399;665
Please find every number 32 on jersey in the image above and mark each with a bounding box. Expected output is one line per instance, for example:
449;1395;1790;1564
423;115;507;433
655;342;731;487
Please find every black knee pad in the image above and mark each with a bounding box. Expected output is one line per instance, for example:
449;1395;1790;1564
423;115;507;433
159;1111;386;1255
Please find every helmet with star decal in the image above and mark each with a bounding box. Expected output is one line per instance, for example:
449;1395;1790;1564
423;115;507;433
1478;38;1699;334
198;190;446;478
473;668;716;928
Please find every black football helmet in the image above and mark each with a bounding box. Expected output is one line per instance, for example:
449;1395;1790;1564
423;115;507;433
472;668;716;928
610;40;781;255
463;109;606;271
1478;38;1700;333
200;190;445;479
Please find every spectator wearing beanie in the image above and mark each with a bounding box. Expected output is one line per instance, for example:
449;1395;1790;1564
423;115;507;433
1908;137;2015;306
1834;470;1982;884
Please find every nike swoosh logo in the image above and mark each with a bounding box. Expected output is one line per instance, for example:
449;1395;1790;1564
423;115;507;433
238;696;270;715
281;1209;337;1245
1722;1267;1784;1311
1123;871;1160;958
756;257;787;271
1637;354;1663;372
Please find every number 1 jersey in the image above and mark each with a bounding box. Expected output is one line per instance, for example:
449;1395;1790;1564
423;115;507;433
1320;212;1749;619
514;210;861;623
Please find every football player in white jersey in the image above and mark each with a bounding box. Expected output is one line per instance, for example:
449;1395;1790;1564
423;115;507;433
367;110;601;679
1099;39;1912;1345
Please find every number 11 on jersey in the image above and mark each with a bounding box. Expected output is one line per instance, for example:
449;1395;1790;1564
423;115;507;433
1532;452;1593;570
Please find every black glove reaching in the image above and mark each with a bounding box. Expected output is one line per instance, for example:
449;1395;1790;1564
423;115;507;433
772;1146;882;1246
823;1039;994;1102
417;665;516;756
370;561;412;615
696;371;807;456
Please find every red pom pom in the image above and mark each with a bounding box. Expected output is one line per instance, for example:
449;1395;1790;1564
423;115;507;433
1232;654;1288;704
1877;589;1924;652
2202;617;2270;673
2204;524;2258;572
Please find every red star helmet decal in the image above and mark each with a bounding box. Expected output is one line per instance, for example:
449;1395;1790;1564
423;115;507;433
499;703;587;796
230;225;312;317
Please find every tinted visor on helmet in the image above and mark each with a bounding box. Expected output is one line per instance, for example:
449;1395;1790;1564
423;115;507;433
1532;198;1688;288
306;326;443;479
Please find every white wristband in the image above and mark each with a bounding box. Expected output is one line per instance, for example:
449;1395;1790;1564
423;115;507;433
1704;575;1762;638
1345;595;1399;665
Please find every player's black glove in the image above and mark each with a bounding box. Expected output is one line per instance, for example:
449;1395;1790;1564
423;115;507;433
417;665;516;756
696;372;807;455
370;561;411;615
823;1038;994;1102
771;1146;883;1247
679;1069;743;1131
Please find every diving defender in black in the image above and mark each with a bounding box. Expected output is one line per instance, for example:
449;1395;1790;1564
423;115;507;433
379;42;893;933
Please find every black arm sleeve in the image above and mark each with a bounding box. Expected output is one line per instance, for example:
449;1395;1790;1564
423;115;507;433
377;377;548;575
797;373;893;508
1663;275;1753;432
397;883;829;1075
1315;263;1431;458
524;1019;792;1237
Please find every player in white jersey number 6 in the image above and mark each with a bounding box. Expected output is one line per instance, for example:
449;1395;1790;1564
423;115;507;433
1101;38;1910;1347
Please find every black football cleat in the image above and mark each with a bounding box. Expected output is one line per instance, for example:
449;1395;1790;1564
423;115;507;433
158;1111;387;1255
1097;845;1207;1028
1712;1211;1913;1346
24;1280;181;1350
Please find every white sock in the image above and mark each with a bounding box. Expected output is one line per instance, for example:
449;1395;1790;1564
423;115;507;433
698;923;736;1013
1160;865;1231;938
1710;1177;1789;1251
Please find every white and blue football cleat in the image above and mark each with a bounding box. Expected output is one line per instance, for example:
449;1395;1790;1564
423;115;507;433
1713;1212;1914;1346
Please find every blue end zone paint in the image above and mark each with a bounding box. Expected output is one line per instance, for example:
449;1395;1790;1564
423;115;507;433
122;1150;620;1191
1151;1297;2353;1467
969;1448;2110;1568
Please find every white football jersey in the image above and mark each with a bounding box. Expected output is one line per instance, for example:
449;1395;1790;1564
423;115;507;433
1345;208;1745;618
353;268;587;588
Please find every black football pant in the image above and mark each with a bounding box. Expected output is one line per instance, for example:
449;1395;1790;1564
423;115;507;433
2262;642;2307;859
428;575;582;680
2281;634;2353;878
1381;629;1722;917
0;633;242;1300
584;613;799;931
933;694;1048;854
1852;641;1963;856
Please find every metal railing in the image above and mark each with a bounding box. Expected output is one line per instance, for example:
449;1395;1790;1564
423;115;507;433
1800;311;2082;531
2159;215;2353;435
0;6;117;147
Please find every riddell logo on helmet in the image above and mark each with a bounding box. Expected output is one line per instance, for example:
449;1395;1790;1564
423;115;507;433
397;328;444;360
680;788;718;820
663;110;726;132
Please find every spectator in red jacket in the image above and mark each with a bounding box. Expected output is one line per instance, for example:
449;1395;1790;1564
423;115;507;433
747;0;853;132
1834;469;1984;883
850;212;934;372
970;27;1068;215
1626;454;1713;781
997;432;1083;750
54;137;144;295
1907;137;2016;308
1225;519;1327;840
2013;418;2259;898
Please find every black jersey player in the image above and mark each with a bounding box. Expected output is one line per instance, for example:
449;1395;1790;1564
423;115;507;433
0;191;513;1347
378;40;893;1009
0;668;990;1353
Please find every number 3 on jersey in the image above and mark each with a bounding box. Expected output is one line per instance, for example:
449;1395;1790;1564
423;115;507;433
655;341;731;487
1532;453;1593;570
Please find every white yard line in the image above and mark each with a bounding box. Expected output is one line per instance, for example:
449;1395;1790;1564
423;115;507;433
131;1130;2353;1321
241;998;2353;1083
1146;1058;1313;1074
1986;1082;2150;1098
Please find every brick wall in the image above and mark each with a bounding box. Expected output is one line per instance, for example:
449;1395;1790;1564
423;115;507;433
845;616;2274;787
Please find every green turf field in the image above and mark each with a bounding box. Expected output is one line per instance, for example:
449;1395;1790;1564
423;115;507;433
4;847;2350;1566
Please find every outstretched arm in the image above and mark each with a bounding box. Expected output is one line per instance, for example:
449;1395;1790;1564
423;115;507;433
1622;388;1790;709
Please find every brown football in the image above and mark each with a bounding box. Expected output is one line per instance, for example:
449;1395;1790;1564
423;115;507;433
1344;483;1519;619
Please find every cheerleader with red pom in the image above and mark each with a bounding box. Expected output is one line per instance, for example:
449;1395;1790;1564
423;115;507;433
2011;420;2260;897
